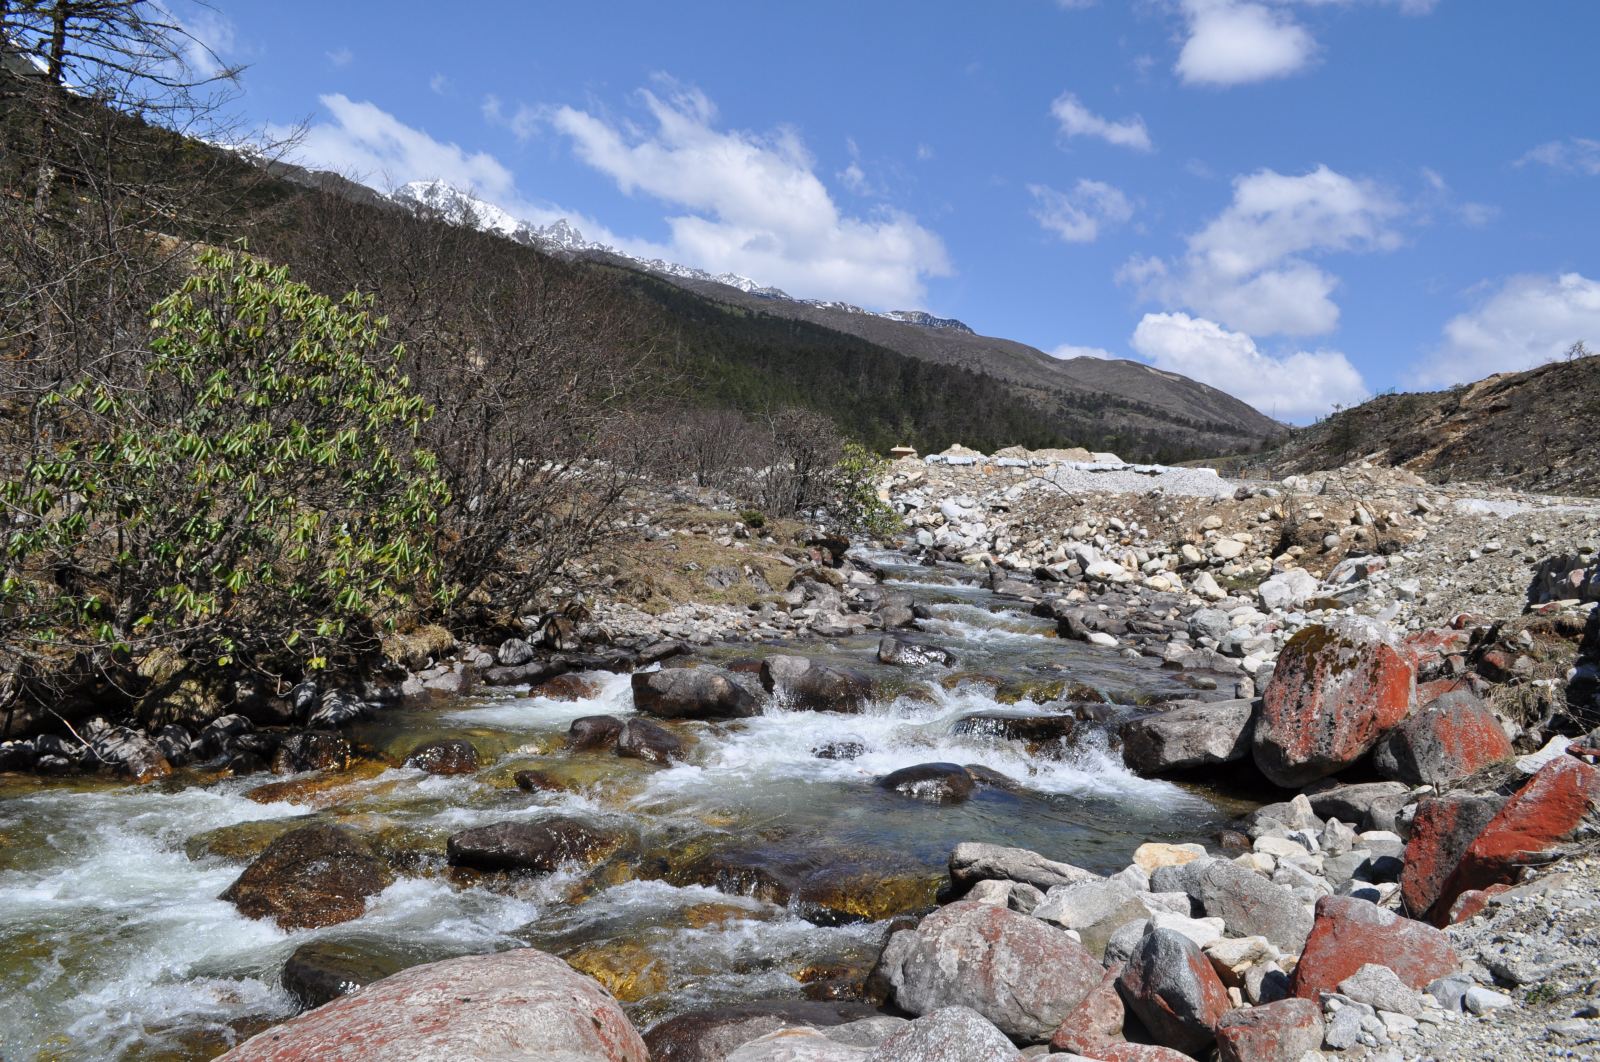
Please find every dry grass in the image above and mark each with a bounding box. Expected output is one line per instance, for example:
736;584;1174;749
607;510;809;615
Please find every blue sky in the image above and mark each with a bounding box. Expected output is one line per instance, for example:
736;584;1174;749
196;0;1598;421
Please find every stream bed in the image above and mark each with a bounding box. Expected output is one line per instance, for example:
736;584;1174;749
0;552;1254;1060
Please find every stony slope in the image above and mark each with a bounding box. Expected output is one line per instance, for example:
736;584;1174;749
1236;354;1600;496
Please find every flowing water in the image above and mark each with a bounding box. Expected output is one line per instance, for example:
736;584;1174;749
0;553;1252;1060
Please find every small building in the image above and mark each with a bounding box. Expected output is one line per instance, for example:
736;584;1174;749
888;445;919;460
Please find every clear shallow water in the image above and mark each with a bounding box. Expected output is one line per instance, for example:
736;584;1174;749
0;556;1247;1060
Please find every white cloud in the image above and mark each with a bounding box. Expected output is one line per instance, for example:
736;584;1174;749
325;47;353;68
1516;137;1600;176
915;143;935;162
158;0;237;79
1052;343;1115;359
1050;93;1153;152
1412;273;1600;387
1175;0;1316;86
542;80;951;307
1126;164;1402;335
1131;311;1367;421
429;73;449;95
1030;180;1133;243
1419;167;1497;227
482;94;539;141
265;95;630;246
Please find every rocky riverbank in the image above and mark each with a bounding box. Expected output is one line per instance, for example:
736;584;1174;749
5;449;1598;1061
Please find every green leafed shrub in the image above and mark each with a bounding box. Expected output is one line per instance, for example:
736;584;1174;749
827;442;901;539
1;247;450;683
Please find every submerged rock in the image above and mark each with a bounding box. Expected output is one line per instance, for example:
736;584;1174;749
280;938;423;1009
220;825;394;930
219;948;647;1061
877;638;956;668
402;738;479;775
760;656;875;713
446;818;623;875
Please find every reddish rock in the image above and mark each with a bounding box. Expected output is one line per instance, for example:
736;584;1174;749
1400;791;1503;917
1432;756;1600;916
1050;966;1125;1054
1446;884;1512;924
568;714;625;751
1253;620;1416;788
218;949;647;1061
1214;999;1324;1062
1292;896;1458;999
1371;689;1513;786
1415;677;1470;706
1117;927;1231;1056
1403;629;1471;678
532;673;602;701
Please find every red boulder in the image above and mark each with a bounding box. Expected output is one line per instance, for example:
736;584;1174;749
1372;689;1513;786
1051;965;1126;1055
1117;928;1231;1056
1400;791;1503;918
1292;896;1458;999
1214;998;1324;1062
1432;756;1600;917
1253;620;1416;788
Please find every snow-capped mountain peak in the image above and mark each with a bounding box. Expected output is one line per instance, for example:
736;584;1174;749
391;180;973;334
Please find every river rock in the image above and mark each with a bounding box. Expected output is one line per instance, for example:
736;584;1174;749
220;825;394;930
1252;619;1415;787
1291;895;1458;998
870;1006;1016;1062
950;711;1083;746
643;1001;878;1062
569;714;625;751
1150;857;1312;952
723;1028;865;1061
1120;699;1254;774
1117;926;1231;1055
280;938;419;1008
616;718;684;765
306;689;371;729
1213;998;1323;1062
271;731;352;775
872;899;1102;1041
1033;878;1150;960
88;725;171;783
1048;966;1125;1055
877;638;955;668
219;948;647;1060
1431;755;1600;918
1370;689;1513;786
402;738;479;775
947;841;1097;895
1399;791;1504;917
446;818;621;874
1303;780;1413;833
760;656;874;713
633;667;759;720
875;762;974;804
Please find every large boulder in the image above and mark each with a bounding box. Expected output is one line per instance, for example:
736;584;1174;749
760;656;874;713
1252;619;1415;787
1431;755;1600;919
219;948;647;1060
220;825;394;930
872;899;1102;1042
1213;998;1323;1062
1149;857;1313;952
1120;699;1254;775
632;667;759;720
569;714;625;751
87;725;171;783
446;818;622;875
616;718;684;765
947;842;1097;896
1303;780;1413;833
1399;791;1504;917
271;731;352;775
1291;895;1458;998
1116;926;1231;1056
1370;689;1513;786
1033;878;1151;960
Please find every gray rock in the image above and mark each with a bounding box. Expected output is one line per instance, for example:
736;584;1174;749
1338;963;1425;1017
872;900;1102;1042
496;637;536;666
866;1006;1016;1062
948;842;1098;895
1117;926;1231;1055
1150;857;1314;952
1304;781;1413;833
1425;973;1474;1012
823;1017;910;1048
1463;987;1513;1014
1033;878;1151;960
632;666;759;719
726;1028;868;1061
1120;699;1255;774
